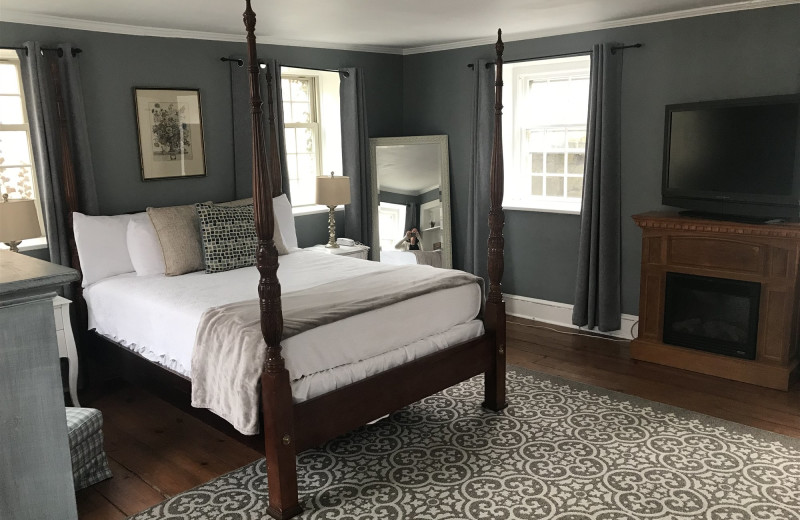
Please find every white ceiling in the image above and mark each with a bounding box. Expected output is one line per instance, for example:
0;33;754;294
376;143;441;195
0;0;796;54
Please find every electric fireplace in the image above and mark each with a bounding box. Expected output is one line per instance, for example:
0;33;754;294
631;212;800;390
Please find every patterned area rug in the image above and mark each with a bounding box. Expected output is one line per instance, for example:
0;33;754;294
129;367;800;519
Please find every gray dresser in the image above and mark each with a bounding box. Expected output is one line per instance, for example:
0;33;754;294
0;250;80;520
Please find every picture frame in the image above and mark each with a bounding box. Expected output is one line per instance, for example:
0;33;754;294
134;88;206;181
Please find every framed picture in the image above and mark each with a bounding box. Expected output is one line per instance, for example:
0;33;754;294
134;88;206;180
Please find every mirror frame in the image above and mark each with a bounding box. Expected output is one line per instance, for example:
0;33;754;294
370;135;452;268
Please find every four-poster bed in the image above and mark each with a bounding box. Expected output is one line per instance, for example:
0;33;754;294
60;1;508;518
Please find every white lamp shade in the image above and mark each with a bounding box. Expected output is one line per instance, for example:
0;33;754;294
315;175;351;206
0;198;42;242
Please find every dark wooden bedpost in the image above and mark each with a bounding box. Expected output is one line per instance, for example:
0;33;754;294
50;56;89;346
483;29;508;412
50;59;81;271
243;2;302;518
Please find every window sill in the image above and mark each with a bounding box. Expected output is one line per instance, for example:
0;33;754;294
0;236;48;252
292;204;344;217
504;204;581;216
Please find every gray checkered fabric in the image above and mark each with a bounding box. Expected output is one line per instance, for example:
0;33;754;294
196;202;258;273
65;407;112;490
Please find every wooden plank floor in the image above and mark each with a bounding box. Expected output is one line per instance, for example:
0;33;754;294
76;317;800;518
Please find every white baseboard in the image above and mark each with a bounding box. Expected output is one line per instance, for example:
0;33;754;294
503;293;638;340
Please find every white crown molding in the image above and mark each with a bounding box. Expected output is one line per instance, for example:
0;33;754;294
1;0;796;56
402;0;800;55
0;10;402;55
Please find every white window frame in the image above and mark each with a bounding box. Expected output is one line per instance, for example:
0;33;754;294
280;68;343;215
502;55;591;215
0;51;46;251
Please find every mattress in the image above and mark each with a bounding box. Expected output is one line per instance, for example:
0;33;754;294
85;249;484;402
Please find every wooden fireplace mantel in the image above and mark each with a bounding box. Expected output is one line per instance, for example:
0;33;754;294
631;212;800;390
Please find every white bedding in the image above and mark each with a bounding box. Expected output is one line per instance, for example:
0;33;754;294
85;250;483;402
380;250;420;265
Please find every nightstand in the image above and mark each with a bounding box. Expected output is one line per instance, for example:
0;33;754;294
305;243;370;260
53;296;80;406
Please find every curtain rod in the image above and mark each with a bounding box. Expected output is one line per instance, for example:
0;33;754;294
220;57;350;77
0;45;83;57
467;43;641;69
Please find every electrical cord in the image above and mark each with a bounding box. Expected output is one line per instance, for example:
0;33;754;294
509;320;634;343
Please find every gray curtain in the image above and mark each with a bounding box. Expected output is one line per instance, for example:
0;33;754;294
465;59;495;288
572;43;623;332
263;60;290;201
340;67;373;255
18;42;98;268
229;59;290;200
404;202;419;232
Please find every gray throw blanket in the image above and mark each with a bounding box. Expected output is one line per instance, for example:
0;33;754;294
191;267;481;434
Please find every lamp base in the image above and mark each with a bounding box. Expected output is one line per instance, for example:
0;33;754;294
4;241;21;253
325;206;340;248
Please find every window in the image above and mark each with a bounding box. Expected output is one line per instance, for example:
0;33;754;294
0;50;45;247
280;67;342;213
502;55;591;213
377;202;406;252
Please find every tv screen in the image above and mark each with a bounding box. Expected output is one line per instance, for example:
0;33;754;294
662;95;800;220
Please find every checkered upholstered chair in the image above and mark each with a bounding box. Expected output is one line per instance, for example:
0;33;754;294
65;407;113;490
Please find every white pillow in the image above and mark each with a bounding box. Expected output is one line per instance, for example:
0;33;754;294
273;194;297;250
127;213;166;276
73;212;136;288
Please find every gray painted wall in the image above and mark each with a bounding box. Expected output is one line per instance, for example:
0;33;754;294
379;190;416;206
5;6;800;314
0;22;403;248
402;5;800;315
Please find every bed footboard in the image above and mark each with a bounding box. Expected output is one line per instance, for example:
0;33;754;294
293;334;495;451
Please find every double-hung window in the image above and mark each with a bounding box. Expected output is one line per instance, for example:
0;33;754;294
0;50;45;246
503;55;591;214
280;67;342;213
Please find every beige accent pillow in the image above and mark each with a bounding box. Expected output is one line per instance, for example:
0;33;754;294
218;197;253;207
147;204;206;276
217;197;289;255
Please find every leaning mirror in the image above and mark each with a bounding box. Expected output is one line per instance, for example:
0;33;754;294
370;135;452;269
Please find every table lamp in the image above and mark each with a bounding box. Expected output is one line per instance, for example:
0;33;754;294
0;193;42;252
315;173;351;248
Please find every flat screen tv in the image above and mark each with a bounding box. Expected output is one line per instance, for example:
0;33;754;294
662;94;800;222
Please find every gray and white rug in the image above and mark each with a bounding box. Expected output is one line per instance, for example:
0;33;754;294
130;367;800;519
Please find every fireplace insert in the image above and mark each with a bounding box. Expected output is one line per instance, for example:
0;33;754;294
663;272;760;359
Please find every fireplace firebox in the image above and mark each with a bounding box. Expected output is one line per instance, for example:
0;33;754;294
663;272;760;359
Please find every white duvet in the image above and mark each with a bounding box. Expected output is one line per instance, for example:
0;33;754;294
85;250;484;403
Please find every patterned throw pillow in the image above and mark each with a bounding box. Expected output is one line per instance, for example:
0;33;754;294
196;203;259;273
